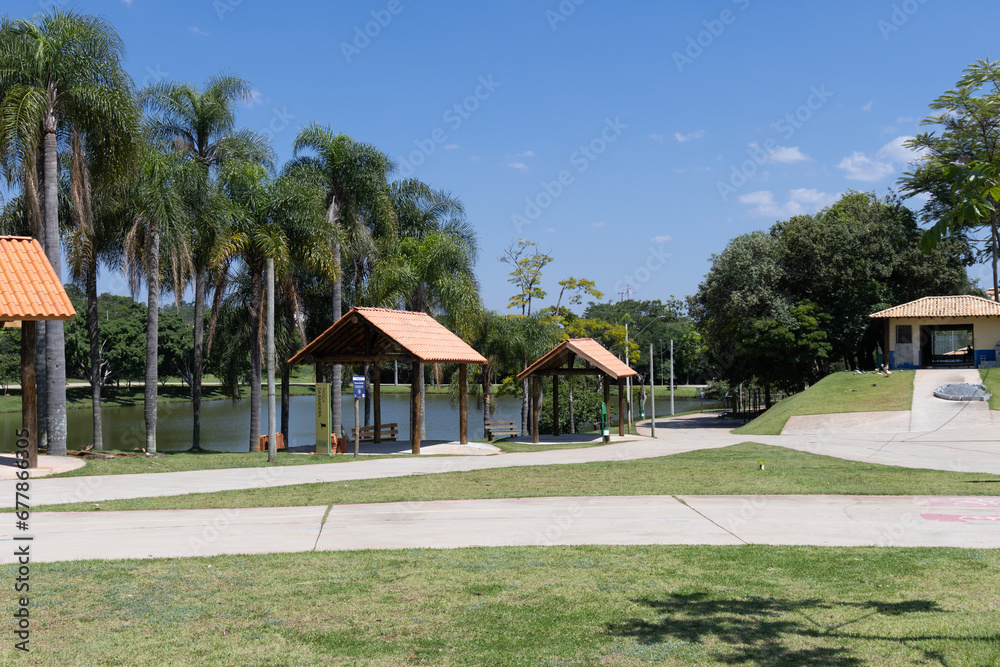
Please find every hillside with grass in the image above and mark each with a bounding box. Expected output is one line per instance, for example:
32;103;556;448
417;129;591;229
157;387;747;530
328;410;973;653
734;370;915;436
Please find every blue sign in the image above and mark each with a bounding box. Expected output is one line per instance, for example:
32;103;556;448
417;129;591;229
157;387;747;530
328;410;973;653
352;375;366;398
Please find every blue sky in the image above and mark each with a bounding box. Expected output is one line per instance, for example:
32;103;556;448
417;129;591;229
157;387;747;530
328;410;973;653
5;0;1000;312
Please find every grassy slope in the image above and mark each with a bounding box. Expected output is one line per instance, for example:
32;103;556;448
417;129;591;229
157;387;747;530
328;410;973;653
734;370;916;436
11;545;999;665
979;367;1000;410
32;442;1000;513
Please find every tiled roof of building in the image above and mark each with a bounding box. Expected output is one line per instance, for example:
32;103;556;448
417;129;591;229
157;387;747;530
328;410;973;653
0;236;75;321
869;295;1000;319
289;307;487;365
518;338;638;380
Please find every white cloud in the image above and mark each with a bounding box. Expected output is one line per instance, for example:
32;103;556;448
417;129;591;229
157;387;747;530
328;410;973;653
896;116;915;124
592;221;606;228
650;235;672;243
739;189;839;218
514;150;535;158
244;89;264;108
542;228;556;234
648;134;664;142
837;136;927;181
189;25;209;37
862;100;874;112
505;162;529;171
767;145;809;164
443;144;459;150
122;0;133;5
837;151;894;181
674;130;705;142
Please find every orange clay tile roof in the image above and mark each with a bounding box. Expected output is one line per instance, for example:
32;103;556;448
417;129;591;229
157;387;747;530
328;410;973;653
289;307;487;365
0;236;75;322
869;295;1000;319
518;338;638;380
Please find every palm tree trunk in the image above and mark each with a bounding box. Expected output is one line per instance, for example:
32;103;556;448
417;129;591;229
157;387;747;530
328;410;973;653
267;257;277;463
249;262;263;452
87;253;103;449
35;322;47;452
364;364;371;426
331;240;343;439
568;378;575;434
483;366;492;433
42;120;67;457
144;229;160;454
992;220;999;301
192;268;207;448
280;365;290;443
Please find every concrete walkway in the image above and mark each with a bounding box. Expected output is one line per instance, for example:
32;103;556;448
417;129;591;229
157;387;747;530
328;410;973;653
5;494;999;563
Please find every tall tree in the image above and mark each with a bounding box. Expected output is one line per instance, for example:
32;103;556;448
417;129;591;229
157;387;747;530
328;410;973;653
0;9;136;455
141;72;271;449
218;160;331;452
123;146;193;454
288;125;395;438
900;59;1000;297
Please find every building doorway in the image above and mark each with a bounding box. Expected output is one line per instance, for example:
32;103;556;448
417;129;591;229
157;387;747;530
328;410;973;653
919;324;974;368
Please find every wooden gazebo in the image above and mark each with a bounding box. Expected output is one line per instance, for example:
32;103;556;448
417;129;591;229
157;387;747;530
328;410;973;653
518;338;638;444
0;237;76;468
288;307;486;454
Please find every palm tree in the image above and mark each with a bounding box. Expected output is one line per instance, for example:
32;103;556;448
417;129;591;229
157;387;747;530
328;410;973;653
141;73;271;449
0;9;136;455
288;125;395;438
218;160;331;452
123;146;193;454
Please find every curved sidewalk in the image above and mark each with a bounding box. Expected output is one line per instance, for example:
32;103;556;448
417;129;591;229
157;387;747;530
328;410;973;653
4;494;999;563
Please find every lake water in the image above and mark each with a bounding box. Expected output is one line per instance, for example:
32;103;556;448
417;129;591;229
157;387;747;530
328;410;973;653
0;393;723;452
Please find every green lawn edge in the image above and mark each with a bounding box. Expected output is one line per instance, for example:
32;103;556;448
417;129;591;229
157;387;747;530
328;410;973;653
733;370;916;436
28;441;1000;513
9;545;999;665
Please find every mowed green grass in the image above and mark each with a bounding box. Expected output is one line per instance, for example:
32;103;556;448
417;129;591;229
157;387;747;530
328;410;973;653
979;367;1000;410
31;442;1000;513
6;545;998;665
49;449;410;477
734;370;916;435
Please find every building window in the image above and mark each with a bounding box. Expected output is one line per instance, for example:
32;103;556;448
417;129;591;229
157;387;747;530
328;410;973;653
896;325;912;345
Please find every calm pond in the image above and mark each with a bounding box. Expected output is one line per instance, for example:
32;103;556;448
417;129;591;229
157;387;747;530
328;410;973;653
0;393;723;452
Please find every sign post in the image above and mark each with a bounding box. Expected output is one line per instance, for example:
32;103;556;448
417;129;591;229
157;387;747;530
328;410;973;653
352;375;365;458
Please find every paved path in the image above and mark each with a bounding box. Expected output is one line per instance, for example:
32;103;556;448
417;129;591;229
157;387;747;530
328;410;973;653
5;495;999;563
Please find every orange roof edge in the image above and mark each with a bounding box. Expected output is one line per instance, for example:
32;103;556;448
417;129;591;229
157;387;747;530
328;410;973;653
0;236;75;322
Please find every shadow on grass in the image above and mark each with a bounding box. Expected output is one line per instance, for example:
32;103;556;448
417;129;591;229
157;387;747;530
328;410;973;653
608;592;953;666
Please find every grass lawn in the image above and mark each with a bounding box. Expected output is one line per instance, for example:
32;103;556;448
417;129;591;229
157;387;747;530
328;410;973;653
979;367;1000;410
8;545;998;665
32;442;1000;513
49;449;410;477
734;370;916;436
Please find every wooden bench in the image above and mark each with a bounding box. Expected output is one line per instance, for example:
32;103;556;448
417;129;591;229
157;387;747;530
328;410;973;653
351;423;399;443
485;419;519;441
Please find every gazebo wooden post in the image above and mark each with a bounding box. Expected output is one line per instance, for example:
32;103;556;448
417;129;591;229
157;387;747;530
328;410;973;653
603;374;611;444
459;364;468;445
373;363;381;444
532;376;540;443
618;377;626;437
552;375;560;437
411;361;422;455
21;321;37;469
